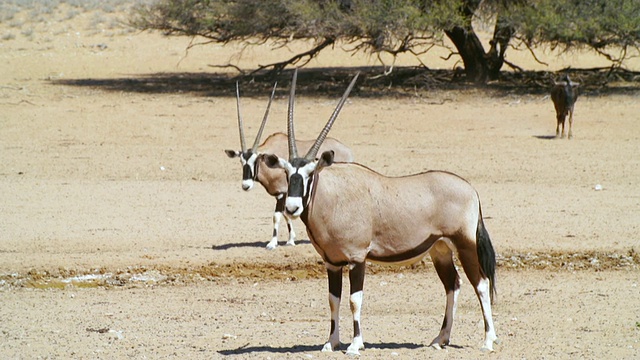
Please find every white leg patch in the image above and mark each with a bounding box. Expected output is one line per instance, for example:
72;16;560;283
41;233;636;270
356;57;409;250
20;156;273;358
285;214;296;246
325;293;341;351
266;212;282;250
346;291;364;355
476;277;497;351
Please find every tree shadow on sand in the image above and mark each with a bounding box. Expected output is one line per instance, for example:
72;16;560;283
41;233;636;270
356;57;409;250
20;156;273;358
218;341;429;356
50;66;640;99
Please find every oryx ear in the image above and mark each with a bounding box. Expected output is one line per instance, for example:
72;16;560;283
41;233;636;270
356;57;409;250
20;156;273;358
264;154;283;169
225;149;239;158
317;150;335;169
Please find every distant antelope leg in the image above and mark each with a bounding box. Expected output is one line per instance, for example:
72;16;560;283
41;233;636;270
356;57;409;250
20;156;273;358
568;109;574;139
557;113;566;138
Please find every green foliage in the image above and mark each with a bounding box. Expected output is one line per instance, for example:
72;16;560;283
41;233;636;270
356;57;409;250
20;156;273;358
506;0;640;60
131;0;465;52
130;0;640;74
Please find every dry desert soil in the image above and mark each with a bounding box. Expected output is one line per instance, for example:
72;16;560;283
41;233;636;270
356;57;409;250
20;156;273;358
1;2;639;359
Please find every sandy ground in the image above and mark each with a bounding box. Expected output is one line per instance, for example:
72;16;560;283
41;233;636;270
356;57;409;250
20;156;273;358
1;3;640;359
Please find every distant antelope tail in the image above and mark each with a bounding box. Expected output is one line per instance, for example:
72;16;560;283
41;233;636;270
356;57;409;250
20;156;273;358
476;204;497;303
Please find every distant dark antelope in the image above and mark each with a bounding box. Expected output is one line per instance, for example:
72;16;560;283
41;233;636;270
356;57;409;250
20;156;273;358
264;69;499;354
225;82;354;250
551;74;579;139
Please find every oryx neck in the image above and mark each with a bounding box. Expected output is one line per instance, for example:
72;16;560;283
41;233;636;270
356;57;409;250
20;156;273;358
300;170;319;225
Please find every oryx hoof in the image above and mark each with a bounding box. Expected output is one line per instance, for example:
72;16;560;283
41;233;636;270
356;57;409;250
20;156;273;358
346;339;364;356
265;240;278;250
345;348;361;356
321;342;337;352
480;345;494;352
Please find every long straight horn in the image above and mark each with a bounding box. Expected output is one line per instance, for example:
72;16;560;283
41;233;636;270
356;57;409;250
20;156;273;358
305;72;360;160
287;69;299;160
236;82;247;152
251;82;278;152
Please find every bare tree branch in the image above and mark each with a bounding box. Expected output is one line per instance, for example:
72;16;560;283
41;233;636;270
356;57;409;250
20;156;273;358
249;38;336;75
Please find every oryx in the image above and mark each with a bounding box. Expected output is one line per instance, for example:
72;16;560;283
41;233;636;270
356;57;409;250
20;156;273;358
224;81;354;250
551;74;579;139
264;70;499;354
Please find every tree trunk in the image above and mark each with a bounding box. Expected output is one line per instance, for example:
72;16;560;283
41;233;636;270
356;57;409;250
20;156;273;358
445;26;489;84
486;15;515;80
444;1;514;84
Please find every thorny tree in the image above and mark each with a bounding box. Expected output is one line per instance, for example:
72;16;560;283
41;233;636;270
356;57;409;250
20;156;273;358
131;0;640;84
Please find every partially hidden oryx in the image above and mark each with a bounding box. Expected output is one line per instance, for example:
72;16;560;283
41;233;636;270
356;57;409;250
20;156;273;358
225;81;354;250
551;73;579;139
263;70;499;354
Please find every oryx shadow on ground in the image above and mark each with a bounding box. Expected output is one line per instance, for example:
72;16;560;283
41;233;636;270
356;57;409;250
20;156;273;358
218;341;431;356
212;239;311;250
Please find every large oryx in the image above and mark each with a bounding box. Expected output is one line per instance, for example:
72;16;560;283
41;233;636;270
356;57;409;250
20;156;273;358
224;80;354;250
264;71;499;354
551;74;579;139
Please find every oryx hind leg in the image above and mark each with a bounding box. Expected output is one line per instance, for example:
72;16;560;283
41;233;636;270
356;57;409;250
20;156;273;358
455;238;498;352
428;240;461;350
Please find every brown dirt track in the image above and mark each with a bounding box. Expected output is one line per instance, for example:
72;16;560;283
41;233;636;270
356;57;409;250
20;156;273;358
1;4;639;359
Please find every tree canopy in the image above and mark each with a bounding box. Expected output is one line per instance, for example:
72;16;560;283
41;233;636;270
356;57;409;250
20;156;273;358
131;0;640;83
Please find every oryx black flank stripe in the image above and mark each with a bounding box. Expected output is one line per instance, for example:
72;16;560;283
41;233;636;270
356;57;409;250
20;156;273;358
367;234;442;263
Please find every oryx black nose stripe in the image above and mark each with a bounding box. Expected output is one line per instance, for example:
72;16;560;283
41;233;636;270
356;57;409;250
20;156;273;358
242;164;252;180
288;173;305;197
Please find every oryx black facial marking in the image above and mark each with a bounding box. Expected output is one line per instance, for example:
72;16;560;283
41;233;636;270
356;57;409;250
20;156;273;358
241;151;256;180
283;158;317;217
288;174;305;197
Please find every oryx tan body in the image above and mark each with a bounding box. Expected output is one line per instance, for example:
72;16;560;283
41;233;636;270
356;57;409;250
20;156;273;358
304;165;481;267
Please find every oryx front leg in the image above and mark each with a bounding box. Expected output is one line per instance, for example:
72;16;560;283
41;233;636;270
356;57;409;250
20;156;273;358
429;242;461;350
346;262;366;355
283;213;296;246
266;195;287;250
323;263;343;352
